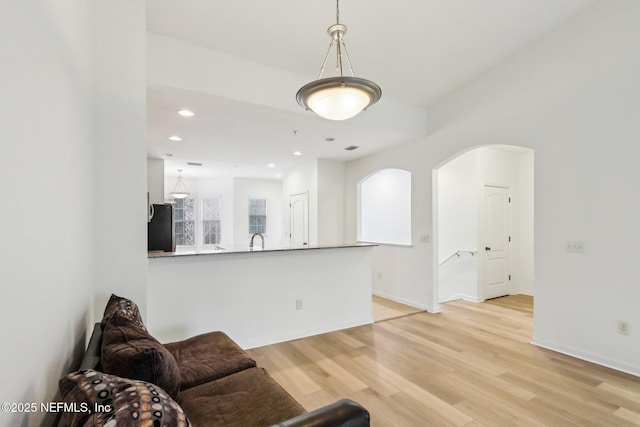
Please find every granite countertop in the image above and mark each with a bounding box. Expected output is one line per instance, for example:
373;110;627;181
148;243;376;258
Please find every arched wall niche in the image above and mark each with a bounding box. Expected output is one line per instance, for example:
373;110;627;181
357;168;412;246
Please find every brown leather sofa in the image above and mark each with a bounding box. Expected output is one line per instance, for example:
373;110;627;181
58;295;370;427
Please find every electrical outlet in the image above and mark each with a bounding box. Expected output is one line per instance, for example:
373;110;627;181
296;299;303;310
566;241;585;253
377;272;382;279
617;320;630;336
420;233;430;244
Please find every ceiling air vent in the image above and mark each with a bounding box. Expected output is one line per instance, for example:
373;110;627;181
187;162;202;166
344;145;359;151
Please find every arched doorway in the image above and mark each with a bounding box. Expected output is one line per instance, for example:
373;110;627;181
432;145;534;310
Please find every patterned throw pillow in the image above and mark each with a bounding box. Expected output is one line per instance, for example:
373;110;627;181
59;369;190;427
101;294;145;329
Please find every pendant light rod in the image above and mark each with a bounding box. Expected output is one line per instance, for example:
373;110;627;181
316;0;355;80
341;39;355;76
317;41;334;79
336;29;344;76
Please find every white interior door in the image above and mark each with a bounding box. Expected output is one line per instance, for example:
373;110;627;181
481;185;511;300
290;192;308;248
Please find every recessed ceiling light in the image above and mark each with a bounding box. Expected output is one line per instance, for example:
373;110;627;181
345;145;359;151
169;135;183;142
267;163;276;168
293;151;302;156
177;109;195;117
325;137;335;142
163;153;174;157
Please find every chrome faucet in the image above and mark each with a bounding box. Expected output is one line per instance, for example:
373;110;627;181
249;233;264;250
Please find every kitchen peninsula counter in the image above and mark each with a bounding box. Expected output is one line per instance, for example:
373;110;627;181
148;243;375;258
147;243;374;349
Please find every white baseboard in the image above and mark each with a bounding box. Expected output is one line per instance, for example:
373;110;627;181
517;290;534;296
440;293;483;303
531;338;640;378
372;290;433;312
242;316;373;350
442;292;532;304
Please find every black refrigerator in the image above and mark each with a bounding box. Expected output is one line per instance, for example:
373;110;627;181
148;203;175;252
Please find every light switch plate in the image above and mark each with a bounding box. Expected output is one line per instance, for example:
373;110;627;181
566;241;585;253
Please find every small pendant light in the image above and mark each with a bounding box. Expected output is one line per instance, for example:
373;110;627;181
170;169;190;199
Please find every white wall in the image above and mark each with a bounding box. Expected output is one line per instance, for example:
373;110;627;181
233;178;283;248
348;0;640;375
283;160;318;246
438;253;478;303
317;160;347;246
0;4;93;425
283;159;350;248
147;158;165;204
348;140;433;310
148;247;373;349
438;150;478;263
0;1;146;426
92;0;147;318
516;151;535;296
437;149;478;301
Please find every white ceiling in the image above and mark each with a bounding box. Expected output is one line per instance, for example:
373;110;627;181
146;0;595;178
147;83;412;179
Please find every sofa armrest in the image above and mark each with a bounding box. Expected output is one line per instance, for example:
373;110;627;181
271;399;370;427
56;323;104;427
79;323;103;370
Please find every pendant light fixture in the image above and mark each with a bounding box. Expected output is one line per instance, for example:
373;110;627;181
296;0;381;121
170;169;190;199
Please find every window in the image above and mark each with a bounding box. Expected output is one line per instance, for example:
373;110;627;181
202;198;221;245
172;197;195;246
248;198;266;234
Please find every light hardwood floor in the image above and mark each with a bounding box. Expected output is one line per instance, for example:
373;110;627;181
372;295;424;323
247;296;640;426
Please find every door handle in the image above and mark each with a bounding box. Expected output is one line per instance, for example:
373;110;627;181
485;246;491;251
